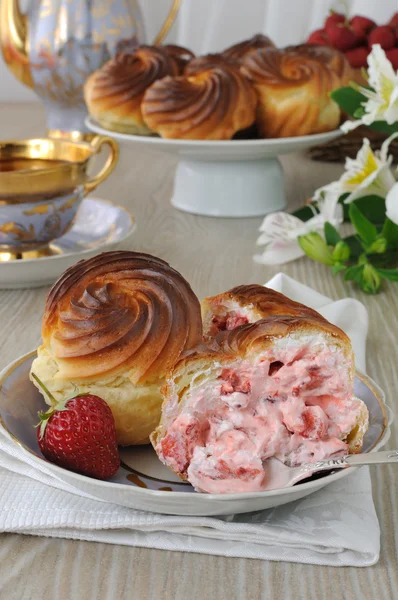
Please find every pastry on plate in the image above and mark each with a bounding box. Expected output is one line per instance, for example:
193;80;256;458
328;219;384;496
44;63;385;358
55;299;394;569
152;295;368;493
240;46;341;137
184;53;237;76
84;45;179;135
141;65;257;140
201;284;325;339
30;251;203;446
222;33;275;62
285;44;354;86
163;44;195;72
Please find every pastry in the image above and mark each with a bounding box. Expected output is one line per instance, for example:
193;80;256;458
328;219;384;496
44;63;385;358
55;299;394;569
84;46;179;135
163;44;195;72
152;296;368;493
30;251;203;446
240;47;341;138
201;284;326;339
222;34;275;62
141;65;257;140
285;44;354;86
184;53;237;76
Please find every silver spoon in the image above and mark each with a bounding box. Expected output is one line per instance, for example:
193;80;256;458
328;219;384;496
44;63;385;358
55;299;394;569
263;450;398;491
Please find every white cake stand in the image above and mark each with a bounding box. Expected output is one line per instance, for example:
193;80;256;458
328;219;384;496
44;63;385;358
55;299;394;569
86;117;342;218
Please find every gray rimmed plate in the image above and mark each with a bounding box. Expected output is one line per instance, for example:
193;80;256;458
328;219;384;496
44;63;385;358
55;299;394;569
0;352;392;516
0;197;136;289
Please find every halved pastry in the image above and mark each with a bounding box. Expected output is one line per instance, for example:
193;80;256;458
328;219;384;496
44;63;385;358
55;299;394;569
152;313;368;494
201;284;325;339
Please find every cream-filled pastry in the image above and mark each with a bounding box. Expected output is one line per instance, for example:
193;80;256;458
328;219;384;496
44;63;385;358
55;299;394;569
152;301;368;493
30;251;203;446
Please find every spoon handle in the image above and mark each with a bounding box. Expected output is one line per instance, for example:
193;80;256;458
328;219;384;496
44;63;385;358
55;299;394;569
297;450;398;478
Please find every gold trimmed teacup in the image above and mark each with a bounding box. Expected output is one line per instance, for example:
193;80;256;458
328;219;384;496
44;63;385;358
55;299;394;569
0;135;118;252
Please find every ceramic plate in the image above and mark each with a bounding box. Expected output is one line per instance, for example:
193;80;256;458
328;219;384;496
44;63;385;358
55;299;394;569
86;117;342;160
0;198;136;289
0;352;392;516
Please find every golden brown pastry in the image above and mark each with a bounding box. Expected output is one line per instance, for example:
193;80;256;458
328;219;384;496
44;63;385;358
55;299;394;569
163;44;195;72
184;53;237;76
84;46;180;135
152;307;368;493
30;251;203;446
201;284;327;339
240;47;341;138
141;66;257;140
285;44;354;86
222;34;275;62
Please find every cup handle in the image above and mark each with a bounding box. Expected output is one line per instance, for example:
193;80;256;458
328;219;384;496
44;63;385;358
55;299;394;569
153;0;181;45
84;135;119;194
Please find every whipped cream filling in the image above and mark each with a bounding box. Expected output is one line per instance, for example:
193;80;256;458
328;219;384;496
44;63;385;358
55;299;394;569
157;344;363;494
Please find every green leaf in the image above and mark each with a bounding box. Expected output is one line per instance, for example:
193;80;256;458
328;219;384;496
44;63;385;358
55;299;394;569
342;196;386;225
349;203;378;246
376;268;398;281
368;237;388;254
332;263;347;275
343;234;363;258
330;87;367;116
324;222;341;246
353;107;365;119
368;121;398;135
382;218;398;250
344;265;364;284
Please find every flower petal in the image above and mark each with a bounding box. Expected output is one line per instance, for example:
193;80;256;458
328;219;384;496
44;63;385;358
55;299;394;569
258;212;306;240
253;241;305;265
386;182;398;226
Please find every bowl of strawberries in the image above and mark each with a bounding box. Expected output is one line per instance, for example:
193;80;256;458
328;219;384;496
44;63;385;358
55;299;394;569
307;10;398;76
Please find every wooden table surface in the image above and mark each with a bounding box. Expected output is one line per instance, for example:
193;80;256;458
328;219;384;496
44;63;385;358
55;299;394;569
0;103;397;600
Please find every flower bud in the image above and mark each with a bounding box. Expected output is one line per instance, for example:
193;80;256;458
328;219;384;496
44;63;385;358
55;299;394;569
362;263;381;294
298;233;334;266
332;241;350;263
369;237;387;254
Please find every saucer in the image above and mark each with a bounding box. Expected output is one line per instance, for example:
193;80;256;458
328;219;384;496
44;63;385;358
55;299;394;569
0;197;136;289
0;351;392;516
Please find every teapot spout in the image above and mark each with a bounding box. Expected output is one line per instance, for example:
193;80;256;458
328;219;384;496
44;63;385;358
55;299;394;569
0;0;33;88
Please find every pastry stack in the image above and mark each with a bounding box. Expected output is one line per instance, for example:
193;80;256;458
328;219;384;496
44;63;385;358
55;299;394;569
84;34;353;140
31;251;369;493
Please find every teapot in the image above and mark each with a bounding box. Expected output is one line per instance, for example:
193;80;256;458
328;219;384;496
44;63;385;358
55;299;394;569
0;0;180;140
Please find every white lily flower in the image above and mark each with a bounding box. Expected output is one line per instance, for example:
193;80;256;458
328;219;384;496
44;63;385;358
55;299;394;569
341;45;398;133
313;135;398;206
254;193;343;266
386;182;398;225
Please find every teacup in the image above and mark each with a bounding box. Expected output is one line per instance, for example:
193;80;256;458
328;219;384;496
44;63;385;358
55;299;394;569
0;135;118;253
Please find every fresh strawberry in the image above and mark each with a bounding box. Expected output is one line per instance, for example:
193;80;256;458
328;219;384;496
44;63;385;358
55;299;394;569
349;15;376;38
344;46;370;68
368;25;396;50
385;48;398;70
325;12;346;29
33;374;120;479
306;29;329;46
326;23;361;51
388;12;398;30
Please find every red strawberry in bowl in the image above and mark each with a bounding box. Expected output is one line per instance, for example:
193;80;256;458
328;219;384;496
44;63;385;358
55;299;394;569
386;48;398;70
306;28;329;45
388;12;398;30
32;374;120;479
325;22;362;51
350;15;376;38
325;12;346;28
344;46;370;68
368;26;396;50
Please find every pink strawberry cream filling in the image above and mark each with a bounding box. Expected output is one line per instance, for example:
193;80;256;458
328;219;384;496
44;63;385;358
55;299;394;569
157;346;364;494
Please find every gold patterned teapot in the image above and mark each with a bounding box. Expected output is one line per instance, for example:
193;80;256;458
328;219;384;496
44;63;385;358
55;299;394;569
0;0;180;140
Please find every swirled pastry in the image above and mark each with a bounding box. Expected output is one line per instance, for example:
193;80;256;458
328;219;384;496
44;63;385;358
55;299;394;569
84;46;179;135
163;44;195;72
30;251;203;446
141;66;257;140
240;47;341;138
222;34;275;62
285;44;354;86
152;307;368;493
202;284;327;339
184;53;237;76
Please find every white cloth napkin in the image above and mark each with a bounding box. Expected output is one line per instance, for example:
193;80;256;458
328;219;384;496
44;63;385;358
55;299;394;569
0;274;379;566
